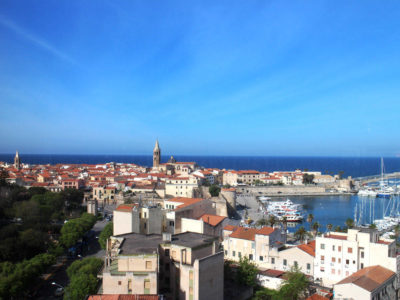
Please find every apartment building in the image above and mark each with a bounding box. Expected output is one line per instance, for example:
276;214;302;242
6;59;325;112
314;228;399;287
102;232;223;300
113;204;163;236
222;225;285;268
334;265;398;300
275;240;315;276
165;177;199;197
163;197;217;234
222;170;260;186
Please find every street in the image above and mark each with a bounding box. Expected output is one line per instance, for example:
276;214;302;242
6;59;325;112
35;204;115;299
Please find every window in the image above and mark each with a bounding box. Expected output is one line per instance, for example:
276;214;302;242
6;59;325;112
353;260;355;264
348;247;353;254
320;243;325;249
294;261;298;268
165;249;170;256
146;261;152;269
338;258;341;263
332;257;336;263
249;254;253;260
320;267;325;272
224;250;227;255
307;263;311;270
283;259;287;266
361;251;364;258
321;255;325;263
332;245;335;251
271;257;275;264
338;246;342;252
118;281;121;285
238;252;242;258
232;251;236;257
144;280;150;294
361;263;364;269
259;256;263;261
331;269;335;274
346;259;349;265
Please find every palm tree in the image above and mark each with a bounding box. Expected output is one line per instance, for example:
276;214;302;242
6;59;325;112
345;218;354;229
327;223;333;233
268;215;278;227
281;216;288;243
294;226;309;243
334;225;342;232
394;225;400;241
307;214;314;231
312;222;320;237
256;218;268;227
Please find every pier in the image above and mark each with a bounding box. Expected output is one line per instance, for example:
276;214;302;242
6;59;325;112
355;172;400;185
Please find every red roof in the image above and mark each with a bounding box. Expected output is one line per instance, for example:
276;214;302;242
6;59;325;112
306;294;332;300
166;197;204;209
198;214;226;226
228;226;275;241
336;265;395;292
259;269;285;278
297;240;316;257
115;204;138;212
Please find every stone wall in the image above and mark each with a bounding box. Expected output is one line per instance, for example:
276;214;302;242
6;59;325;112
236;185;326;196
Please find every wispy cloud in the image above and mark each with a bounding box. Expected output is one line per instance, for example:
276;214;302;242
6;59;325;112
0;15;76;65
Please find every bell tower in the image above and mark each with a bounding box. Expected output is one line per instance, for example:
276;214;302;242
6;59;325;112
153;140;161;168
14;150;21;170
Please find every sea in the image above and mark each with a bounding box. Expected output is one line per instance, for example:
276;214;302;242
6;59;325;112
1;154;400;231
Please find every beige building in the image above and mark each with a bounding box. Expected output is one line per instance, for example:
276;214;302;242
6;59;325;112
163;197;217;234
275;240;315;276
222;225;285;268
222;170;260;186
314;228;400;287
102;232;224;300
113;204;163;236
334;265;398;300
165;177;199;198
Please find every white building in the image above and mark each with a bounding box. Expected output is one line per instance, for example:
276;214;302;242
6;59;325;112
334;265;398;300
314;228;399;287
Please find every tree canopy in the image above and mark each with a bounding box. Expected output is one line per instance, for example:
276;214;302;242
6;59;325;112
99;222;113;249
209;184;221;197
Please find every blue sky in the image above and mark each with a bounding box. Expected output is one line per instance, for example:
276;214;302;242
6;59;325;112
0;1;400;156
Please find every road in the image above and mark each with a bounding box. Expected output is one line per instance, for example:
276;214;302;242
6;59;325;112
35;204;115;299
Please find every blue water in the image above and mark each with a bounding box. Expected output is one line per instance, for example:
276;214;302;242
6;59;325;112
278;195;400;232
1;154;400;178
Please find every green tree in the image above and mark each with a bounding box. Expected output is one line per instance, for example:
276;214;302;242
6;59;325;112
302;174;314;185
99;222;113;249
268;215;278;227
64;273;98;300
312;222;320;237
278;265;310;300
345;218;354;229
67;257;103;279
334;225;342;232
369;223;377;229
256;218;268;227
306;214;313;227
294;226;310;243
236;257;258;287
209;184;221;197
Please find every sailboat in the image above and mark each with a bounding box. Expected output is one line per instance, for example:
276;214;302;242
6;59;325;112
377;158;393;198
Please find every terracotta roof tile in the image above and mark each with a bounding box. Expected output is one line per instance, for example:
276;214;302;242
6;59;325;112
88;295;161;300
256;227;275;236
335;265;395;292
166;197;204;210
198;214;226;226
223;225;238;231
229;227;257;241
324;234;347;240
297;240;316;257
115;204;138;212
